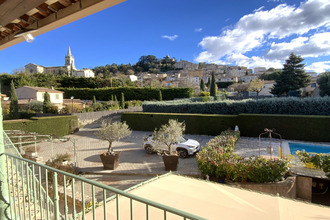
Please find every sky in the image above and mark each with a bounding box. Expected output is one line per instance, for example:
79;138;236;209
1;0;330;74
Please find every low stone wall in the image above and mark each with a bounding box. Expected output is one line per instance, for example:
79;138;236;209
73;107;142;126
227;176;297;199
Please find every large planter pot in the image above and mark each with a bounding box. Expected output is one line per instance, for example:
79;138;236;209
162;155;179;171
100;152;121;170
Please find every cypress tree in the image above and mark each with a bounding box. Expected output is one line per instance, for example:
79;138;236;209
210;72;217;97
43;92;51;113
9;80;19;119
93;95;97;104
200;78;205;91
111;94;114;102
158;90;163;101
271;53;311;96
121;92;125;109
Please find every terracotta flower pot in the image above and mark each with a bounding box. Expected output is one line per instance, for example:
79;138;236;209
162;154;179;171
100;151;121;170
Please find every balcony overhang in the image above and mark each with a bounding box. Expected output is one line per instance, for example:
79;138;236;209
0;0;126;51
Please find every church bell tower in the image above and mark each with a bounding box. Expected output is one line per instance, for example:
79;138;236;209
65;46;76;71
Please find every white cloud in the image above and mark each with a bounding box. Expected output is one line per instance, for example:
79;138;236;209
161;34;178;41
226;53;283;69
195;28;202;32
266;32;330;60
195;0;330;69
306;61;330;73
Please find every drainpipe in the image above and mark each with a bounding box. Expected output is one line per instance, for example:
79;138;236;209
0;93;10;219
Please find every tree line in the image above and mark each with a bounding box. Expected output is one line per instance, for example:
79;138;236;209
0;73;137;96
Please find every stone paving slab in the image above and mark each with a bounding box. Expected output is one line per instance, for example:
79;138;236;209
34;129;214;177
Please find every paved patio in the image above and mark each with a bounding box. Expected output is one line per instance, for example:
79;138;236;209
24;126;329;188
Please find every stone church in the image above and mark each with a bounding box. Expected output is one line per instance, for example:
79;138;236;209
25;47;95;78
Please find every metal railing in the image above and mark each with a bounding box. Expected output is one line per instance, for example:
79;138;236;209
3;131;205;220
3;132;55;220
3;153;205;220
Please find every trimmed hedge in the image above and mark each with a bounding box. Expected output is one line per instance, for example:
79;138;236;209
57;87;193;101
3;115;78;137
237;114;330;142
121;112;238;136
142;97;330;115
121;112;330;142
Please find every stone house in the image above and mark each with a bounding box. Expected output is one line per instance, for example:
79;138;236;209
15;86;64;110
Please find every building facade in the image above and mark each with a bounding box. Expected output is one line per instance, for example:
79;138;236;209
25;47;95;78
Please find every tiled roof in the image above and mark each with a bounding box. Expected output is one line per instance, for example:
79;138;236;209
20;86;64;93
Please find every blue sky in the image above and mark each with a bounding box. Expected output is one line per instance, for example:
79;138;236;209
1;0;330;74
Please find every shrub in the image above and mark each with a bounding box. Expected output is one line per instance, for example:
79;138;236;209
205;130;240;153
21;100;43;113
122;112;330;141
196;131;289;183
63;103;84;113
121;112;238;136
142;96;330;115
200;91;210;97
43;105;58;114
3;115;78;137
296;151;330;178
246;157;289;183
125;100;143;108
46;153;75;186
2;103;10;119
58;87;193;101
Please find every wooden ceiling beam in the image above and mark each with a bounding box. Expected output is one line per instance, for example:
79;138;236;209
0;0;127;50
58;0;72;7
19;15;31;24
37;3;52;15
50;2;66;11
0;0;46;27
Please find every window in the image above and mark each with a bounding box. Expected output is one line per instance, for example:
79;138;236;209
55;94;59;100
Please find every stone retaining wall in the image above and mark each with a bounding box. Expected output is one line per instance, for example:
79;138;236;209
74;107;142;125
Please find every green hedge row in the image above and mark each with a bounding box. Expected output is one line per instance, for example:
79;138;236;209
142;97;330;115
121;112;330;142
57;87;193;101
4;115;78;137
122;112;237;136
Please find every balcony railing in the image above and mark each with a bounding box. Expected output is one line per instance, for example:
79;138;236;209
2;132;205;220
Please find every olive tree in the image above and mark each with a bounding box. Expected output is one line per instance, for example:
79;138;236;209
95;121;132;155
152;119;185;155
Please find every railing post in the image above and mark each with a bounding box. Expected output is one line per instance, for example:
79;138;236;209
73;139;77;167
53;172;60;220
51;136;54;159
34;135;37;156
0;96;10;219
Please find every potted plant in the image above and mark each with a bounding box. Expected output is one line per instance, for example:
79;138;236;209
46;153;75;186
153;119;185;171
95;120;132;170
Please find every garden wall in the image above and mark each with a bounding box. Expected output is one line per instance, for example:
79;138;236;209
3;115;78;137
74;106;142;125
121;112;330;141
228;176;297;199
